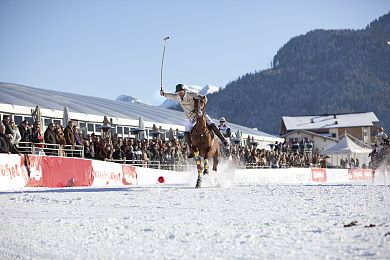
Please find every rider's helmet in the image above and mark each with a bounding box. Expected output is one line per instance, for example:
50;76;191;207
379;127;384;132
175;84;185;93
219;117;226;122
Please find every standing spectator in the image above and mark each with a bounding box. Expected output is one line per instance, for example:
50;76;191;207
10;120;21;148
64;120;75;145
355;158;360;168
44;123;57;144
17;120;31;153
0;123;20;154
31;123;45;155
73;125;82;145
44;123;57;155
18;120;31;143
2;115;13;135
53;125;66;146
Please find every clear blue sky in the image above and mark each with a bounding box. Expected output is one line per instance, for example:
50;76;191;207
0;1;389;105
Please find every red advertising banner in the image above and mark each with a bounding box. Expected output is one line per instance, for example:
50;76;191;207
25;155;45;187
41;156;93;187
311;167;327;182
348;168;373;181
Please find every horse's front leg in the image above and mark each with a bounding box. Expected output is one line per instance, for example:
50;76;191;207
194;151;202;188
203;158;209;175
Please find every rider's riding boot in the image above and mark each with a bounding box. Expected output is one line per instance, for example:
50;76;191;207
184;132;195;158
209;124;228;146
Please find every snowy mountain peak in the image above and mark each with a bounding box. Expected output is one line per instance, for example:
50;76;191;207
199;84;220;95
116;95;143;104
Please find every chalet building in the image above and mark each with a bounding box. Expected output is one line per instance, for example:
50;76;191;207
280;112;380;153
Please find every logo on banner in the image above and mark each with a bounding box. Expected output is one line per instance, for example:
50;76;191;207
122;165;137;185
311;168;327;182
0;164;20;179
348;169;372;181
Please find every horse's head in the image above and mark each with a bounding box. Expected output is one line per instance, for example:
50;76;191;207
194;98;207;128
194;97;206;116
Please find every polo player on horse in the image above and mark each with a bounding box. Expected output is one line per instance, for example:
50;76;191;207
160;84;228;158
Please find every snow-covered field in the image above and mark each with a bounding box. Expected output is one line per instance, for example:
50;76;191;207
1;182;389;259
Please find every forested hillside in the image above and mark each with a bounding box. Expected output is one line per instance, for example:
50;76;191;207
205;12;390;135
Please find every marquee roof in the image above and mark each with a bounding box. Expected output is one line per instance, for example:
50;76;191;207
323;135;371;155
0;82;280;141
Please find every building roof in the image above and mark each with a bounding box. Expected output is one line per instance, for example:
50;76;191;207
282;112;379;131
0;82;280;141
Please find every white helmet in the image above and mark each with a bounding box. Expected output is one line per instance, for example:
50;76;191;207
219;117;226;122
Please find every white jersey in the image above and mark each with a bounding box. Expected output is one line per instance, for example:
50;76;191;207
219;124;231;137
218;124;231;144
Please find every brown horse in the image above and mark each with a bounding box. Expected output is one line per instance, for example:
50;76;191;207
191;97;219;188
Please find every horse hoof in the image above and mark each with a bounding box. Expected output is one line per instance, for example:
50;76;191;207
195;178;202;188
203;170;209;175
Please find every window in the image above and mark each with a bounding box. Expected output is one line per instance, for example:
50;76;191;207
331;133;336;138
124;127;130;135
87;123;94;132
53;119;62;126
44;118;52;126
24;117;33;125
95;124;101;131
14;115;23;125
116;126;123;136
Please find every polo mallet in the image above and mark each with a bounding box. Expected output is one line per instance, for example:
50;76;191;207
160;36;170;92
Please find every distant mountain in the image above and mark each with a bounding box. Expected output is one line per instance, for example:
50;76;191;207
159;84;221;109
205;11;390;135
115;95;144;104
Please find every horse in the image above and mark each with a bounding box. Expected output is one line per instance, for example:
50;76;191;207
191;97;219;188
369;140;390;180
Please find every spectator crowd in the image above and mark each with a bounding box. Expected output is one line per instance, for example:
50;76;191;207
0;114;335;169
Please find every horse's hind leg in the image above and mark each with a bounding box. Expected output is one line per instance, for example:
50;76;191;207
212;153;218;172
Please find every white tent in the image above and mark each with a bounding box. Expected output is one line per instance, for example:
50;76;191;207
322;135;372;167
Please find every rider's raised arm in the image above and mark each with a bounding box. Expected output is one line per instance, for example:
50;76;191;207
161;91;178;101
